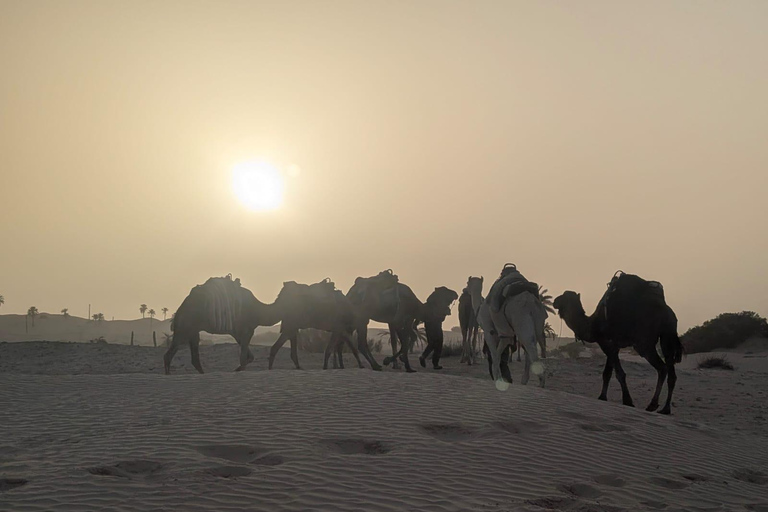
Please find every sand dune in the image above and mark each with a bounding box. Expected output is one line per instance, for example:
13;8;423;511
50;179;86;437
1;342;767;511
2;368;767;512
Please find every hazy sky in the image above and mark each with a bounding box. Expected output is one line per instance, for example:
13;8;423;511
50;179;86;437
1;0;767;332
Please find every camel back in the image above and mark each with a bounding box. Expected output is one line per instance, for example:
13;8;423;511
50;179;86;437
487;265;539;313
173;276;247;334
347;269;399;308
599;271;666;323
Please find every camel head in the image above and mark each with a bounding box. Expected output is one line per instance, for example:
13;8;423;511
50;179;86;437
466;276;484;296
552;291;584;319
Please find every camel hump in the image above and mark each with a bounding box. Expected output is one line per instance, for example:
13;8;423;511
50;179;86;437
601;271;667;320
200;276;245;333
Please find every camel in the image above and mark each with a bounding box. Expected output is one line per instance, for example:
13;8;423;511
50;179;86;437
553;271;682;414
267;279;366;371
342;269;405;371
417;286;459;370
466;264;548;389
346;270;423;373
458;287;480;365
164;275;282;374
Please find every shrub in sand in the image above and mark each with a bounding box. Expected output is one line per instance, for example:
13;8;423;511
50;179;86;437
553;341;584;359
697;355;735;370
682;311;768;353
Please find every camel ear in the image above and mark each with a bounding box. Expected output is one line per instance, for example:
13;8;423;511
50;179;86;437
577;293;581;298
480;276;484;282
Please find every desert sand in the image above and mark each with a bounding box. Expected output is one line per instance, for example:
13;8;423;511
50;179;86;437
1;342;767;511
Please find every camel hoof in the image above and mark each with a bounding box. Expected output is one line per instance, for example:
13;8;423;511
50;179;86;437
382;357;393;366
658;407;671;415
624;401;635;408
598;395;608;401
646;402;660;412
419;357;426;368
406;368;417;373
370;365;382;372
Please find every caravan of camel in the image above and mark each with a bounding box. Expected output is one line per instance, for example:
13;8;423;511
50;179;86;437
164;264;682;414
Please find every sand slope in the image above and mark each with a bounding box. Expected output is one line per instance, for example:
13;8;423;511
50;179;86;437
2;368;768;512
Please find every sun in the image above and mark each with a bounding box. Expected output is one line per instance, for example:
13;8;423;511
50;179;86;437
231;160;284;211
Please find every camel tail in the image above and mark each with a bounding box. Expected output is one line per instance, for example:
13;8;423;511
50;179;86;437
661;330;683;364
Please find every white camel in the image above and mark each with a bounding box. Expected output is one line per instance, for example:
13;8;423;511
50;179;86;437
466;268;547;390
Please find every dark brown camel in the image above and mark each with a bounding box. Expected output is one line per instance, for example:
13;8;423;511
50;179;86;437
329;269;402;371
417;286;459;370
164;275;282;374
267;279;365;370
553;271;682;414
346;270;423;372
458;287;479;365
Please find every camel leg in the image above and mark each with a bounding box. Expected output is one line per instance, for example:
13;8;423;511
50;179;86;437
190;333;204;374
500;344;513;383
343;333;364;369
356;324;382;371
388;326;401;369
397;328;416;373
470;325;478;365
163;333;184;374
323;334;338;370
598;356;613;401
521;343;531;385
268;332;291;370
460;323;469;364
612;353;634;407
517;337;522;362
659;343;678;415
335;342;344;368
289;333;301;370
641;349;667;412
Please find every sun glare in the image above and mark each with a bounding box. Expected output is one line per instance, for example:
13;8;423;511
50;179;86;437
231;161;284;212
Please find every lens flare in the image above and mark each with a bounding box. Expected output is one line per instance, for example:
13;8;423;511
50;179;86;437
231;161;284;211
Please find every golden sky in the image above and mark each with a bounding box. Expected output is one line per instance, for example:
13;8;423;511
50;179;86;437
1;0;767;332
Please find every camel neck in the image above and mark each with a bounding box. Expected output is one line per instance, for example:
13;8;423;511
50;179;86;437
252;299;284;327
564;309;594;342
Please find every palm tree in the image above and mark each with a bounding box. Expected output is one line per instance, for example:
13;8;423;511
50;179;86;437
161;332;173;348
161;307;169;320
27;306;39;326
0;295;4;308
544;321;557;340
92;314;99;321
538;285;555;315
140;304;148;318
97;313;105;322
148;308;156;319
61;308;69;319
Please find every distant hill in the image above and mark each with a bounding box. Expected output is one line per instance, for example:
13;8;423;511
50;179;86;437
0;314;468;348
0;314;280;346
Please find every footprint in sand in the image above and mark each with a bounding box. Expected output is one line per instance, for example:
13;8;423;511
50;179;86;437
733;468;768;485
593;474;627;487
648;476;691;490
88;460;163;479
560;482;604;499
493;419;548;436
681;473;711;483
419;423;476;442
321;439;390;456
195;444;268;464
0;478;28;492
205;466;252;478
